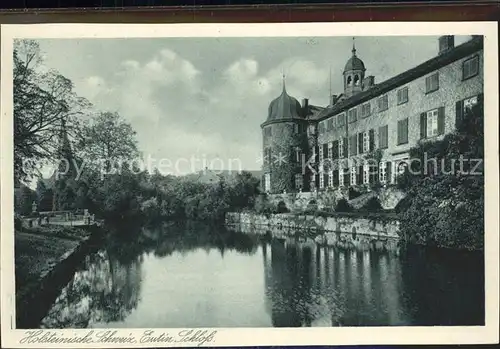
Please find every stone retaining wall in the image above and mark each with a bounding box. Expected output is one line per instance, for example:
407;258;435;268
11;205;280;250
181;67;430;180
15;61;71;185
226;212;400;253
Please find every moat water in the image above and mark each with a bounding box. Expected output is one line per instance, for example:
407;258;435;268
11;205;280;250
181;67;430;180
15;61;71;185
39;221;484;328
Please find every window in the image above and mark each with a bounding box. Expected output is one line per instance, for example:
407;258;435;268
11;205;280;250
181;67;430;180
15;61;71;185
319;144;324;163
354;74;360;86
338;113;346;127
264;147;272;164
426;109;439;137
377;94;389;112
295;148;302;163
425;72;439;93
349;134;357;156
339;168;345;187
319;121;325;134
264;126;272;138
328;171;333;187
295;173;303;189
363;132;369;153
350;167;357;186
379;162;387;183
463;56;479;80
421;107;445;139
308;124;316;135
319;173;325;189
464;95;479;112
338;138;344;158
327;142;333;159
327;117;334;131
264;173;271;192
363;164;370;185
347;75;352;86
397;86;408;105
379;125;388;149
361;102;371;118
397;118;409;145
348;108;358;123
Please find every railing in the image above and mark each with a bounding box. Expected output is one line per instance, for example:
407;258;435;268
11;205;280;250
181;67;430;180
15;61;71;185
21;209;96;228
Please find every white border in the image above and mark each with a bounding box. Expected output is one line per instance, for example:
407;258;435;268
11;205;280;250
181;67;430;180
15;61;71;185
1;22;499;347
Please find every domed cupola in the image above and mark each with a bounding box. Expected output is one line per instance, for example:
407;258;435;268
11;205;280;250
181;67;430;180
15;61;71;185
267;79;303;121
343;38;366;98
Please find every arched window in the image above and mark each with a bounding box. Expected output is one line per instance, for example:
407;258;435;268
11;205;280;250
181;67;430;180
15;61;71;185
346;75;352;86
354;74;360;86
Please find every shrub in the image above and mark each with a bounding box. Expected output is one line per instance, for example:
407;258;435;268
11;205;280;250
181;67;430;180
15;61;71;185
348;187;362;200
254;194;276;214
360;197;383;212
276;201;289;213
335;198;353;212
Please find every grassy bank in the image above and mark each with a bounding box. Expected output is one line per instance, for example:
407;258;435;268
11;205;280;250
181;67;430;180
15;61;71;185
15;225;102;328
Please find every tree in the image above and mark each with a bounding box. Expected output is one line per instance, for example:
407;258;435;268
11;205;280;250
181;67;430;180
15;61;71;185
15;185;37;215
35;179;53;212
75;111;140;172
13;39;91;183
397;103;484;251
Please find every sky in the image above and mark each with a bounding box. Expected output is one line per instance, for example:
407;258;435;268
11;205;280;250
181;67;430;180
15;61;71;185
37;35;471;175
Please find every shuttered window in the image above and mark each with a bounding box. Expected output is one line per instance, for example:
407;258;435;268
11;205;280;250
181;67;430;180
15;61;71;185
327;117;334;131
319;121;325;134
397;118;409;145
369;129;375;152
348;108;358;123
421;107;445;138
349;134;358;156
361;102;371;118
397;86;409;105
377;94;389;112
358;132;364;154
463;56;479;80
338;113;346;127
425;72;439;93
456;93;483;129
378;125;388;149
332;140;339;160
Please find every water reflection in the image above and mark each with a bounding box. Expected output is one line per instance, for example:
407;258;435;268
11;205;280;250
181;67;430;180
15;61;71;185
39;223;484;328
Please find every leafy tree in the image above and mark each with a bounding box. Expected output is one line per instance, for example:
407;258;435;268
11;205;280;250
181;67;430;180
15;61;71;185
15;185;37;215
397;103;484;251
35;179;54;212
75;111;140;172
13;39;90;183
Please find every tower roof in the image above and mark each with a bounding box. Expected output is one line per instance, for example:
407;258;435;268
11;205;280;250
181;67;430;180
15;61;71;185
267;78;303;121
344;38;366;73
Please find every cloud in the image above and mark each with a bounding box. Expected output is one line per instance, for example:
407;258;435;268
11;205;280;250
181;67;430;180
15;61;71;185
77;50;346;174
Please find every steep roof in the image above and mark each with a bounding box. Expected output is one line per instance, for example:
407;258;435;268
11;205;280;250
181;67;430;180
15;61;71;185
266;83;303;121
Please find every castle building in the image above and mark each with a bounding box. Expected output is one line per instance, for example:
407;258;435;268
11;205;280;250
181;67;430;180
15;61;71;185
261;35;483;194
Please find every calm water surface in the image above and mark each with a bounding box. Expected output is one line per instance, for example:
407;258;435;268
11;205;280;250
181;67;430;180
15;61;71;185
40;222;484;328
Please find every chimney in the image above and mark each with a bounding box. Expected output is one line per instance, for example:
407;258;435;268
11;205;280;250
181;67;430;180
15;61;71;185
330;94;338;106
439;35;455;54
362;76;375;90
301;98;309;110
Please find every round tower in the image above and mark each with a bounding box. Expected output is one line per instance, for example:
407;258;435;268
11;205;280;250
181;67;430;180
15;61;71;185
261;79;307;194
343;38;366;98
